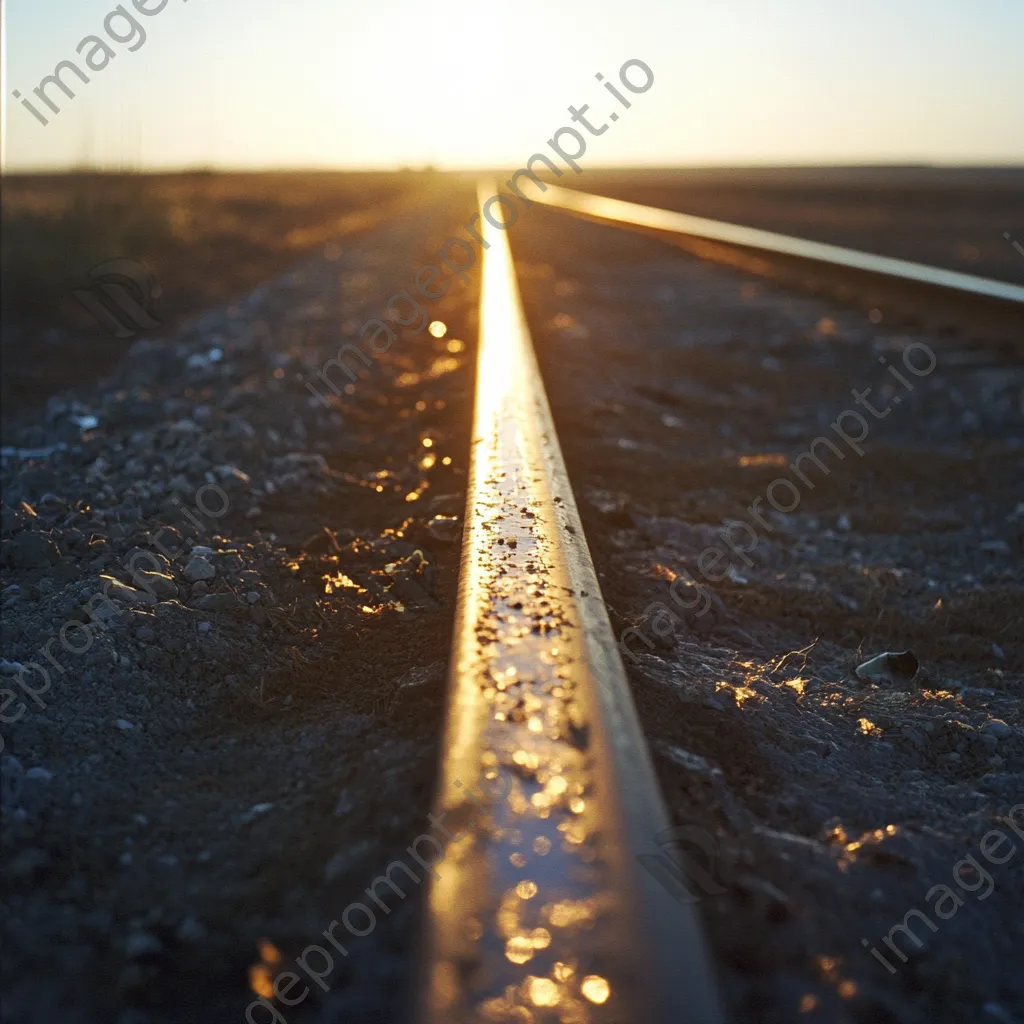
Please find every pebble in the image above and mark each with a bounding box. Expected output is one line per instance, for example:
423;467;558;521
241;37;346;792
979;539;1010;554
184;556;215;583
105;579;157;608
426;515;460;543
982;719;1013;740
5;532;61;569
134;570;178;599
116;719;135;731
198;621;211;634
239;802;274;824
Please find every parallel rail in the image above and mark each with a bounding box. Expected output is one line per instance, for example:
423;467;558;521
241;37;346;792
530;183;1024;345
415;184;724;1023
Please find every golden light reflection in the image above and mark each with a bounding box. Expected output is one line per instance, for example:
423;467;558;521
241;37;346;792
546;899;596;929
553;962;575;982
447;338;465;353
580;975;611;1004
817;955;839;981
505;935;535;964
516;880;539;900
527;976;560;1007
428;320;447;338
429;355;461;377
249;939;281;999
322;572;363;595
249;964;274;999
738;453;787;468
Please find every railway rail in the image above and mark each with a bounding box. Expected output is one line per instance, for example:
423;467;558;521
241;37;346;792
531;183;1024;349
416;183;724;1023
415;183;1024;1023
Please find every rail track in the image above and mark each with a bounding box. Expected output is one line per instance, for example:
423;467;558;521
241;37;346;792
415;183;1024;1023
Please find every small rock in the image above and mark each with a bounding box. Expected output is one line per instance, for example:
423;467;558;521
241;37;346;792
653;741;716;776
836;513;852;531
239;802;274;824
983;719;1013;740
991;643;1005;660
426;515;461;543
116;719;135;731
134;570;178;599
184;556;216;583
198;621;211;634
855;650;919;683
980;539;1011;555
104;579;157;607
6;532;61;569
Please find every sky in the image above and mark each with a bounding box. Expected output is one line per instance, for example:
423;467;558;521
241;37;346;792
3;0;1023;171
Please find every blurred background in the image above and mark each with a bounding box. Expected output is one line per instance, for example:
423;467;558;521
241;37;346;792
3;0;1024;414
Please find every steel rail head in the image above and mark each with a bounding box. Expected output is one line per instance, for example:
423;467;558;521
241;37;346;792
415;183;724;1024
531;183;1024;307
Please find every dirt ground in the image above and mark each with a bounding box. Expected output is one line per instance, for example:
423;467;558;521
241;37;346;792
1;184;480;1023
0;172;434;417
511;204;1023;1023
1;172;1022;1024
